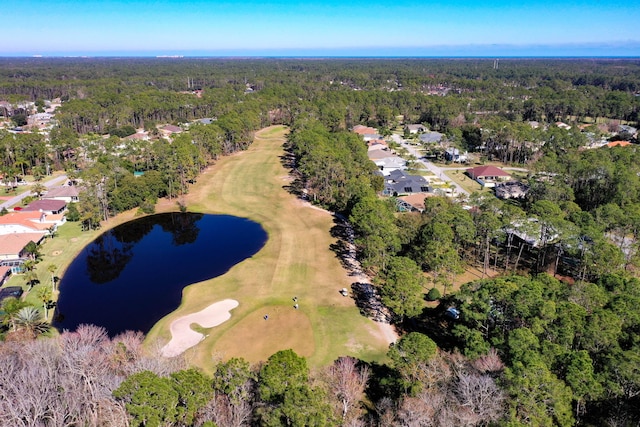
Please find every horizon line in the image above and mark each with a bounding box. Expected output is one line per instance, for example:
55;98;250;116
2;54;640;59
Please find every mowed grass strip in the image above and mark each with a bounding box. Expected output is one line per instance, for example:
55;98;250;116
147;126;390;370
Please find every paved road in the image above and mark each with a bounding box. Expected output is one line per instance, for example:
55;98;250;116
0;174;68;210
390;134;469;196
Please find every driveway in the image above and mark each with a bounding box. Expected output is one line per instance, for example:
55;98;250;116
0;174;68;210
390;134;469;196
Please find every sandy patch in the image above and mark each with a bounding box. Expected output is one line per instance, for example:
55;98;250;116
376;322;398;345
161;299;239;357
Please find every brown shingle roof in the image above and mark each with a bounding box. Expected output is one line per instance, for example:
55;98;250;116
466;165;511;180
397;193;436;211
0;233;44;256
22;199;67;212
43;186;80;199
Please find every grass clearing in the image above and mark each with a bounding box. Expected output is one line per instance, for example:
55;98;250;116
443;170;490;194
146;126;391;371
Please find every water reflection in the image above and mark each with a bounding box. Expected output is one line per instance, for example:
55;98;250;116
84;213;204;283
86;234;133;284
54;212;266;337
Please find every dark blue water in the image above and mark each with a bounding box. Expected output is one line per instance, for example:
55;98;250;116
53;212;267;337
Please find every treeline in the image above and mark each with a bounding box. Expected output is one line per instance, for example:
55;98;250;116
47;111;260;229
0;323;506;427
448;273;640;425
2;58;639;134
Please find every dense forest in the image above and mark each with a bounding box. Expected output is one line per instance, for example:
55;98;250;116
1;58;640;426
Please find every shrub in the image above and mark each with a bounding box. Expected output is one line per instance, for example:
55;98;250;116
426;287;441;301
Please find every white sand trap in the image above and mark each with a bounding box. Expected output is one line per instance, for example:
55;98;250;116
161;299;239;357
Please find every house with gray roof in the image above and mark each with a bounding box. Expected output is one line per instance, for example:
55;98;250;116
369;149;407;175
42;185;80;203
619;124;638;136
419;131;444;144
383;170;432;196
374;156;407;176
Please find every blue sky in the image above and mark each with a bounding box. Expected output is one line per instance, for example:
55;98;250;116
2;0;639;56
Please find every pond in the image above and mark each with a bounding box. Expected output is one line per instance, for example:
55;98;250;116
53;212;267;337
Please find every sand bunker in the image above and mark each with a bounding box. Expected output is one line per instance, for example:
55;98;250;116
161;299;238;357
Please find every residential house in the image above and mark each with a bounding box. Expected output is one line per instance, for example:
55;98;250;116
352;125;378;135
383;170;432;196
396;192;436;212
160;124;182;137
504;218;559;248
367;139;388;151
444;148;468;163
125;131;151;142
375;157;407;176
22;199;67;215
405;124;427;134
555;122;572;130
419;131;444;144
0;284;23;301
619;124;638;136
369;150;406;176
27;112;53;125
0;233;45;261
0;211;65;236
43;185;80;203
495;181;530;199
466;165;511;187
362;133;384;142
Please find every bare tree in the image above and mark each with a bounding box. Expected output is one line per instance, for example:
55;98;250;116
197;392;253;427
375;397;396;427
454;373;505;424
471;348;505;374
0;325;168;427
325;356;370;424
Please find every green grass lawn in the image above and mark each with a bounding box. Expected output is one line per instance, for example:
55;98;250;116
7;221;108;320
443;170;491;194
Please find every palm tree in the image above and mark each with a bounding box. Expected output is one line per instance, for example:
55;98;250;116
22;242;40;261
32;165;45;181
31;182;47;198
24;270;39;290
36;287;52;320
13;306;49;338
47;264;57;292
14;158;29;177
